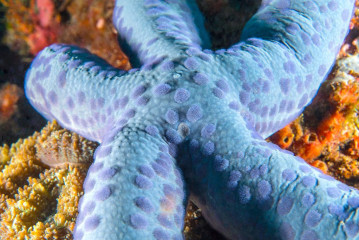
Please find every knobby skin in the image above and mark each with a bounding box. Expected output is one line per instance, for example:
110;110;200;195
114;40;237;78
25;0;358;239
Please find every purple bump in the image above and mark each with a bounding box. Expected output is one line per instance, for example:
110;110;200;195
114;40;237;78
124;108;136;119
282;169;296;182
203;141;215;155
135;175;153;189
134;196;154;213
227;170;242;188
77;91;86;105
283;61;296;74
89;162;104;173
279;222;295;240
238;69;246;80
301;192;315;207
165;109;179;124
95;185;112;201
60;111;70;124
96;145;112;159
66;97;75;109
213;88;225;98
327;187;341;198
84;179;96;192
84;215;101;231
153;228;170;240
151;162;169;178
319;5;328;13
163;184;176;198
132;85;146;98
82;201;96;215
299;165;312;173
138;165;155;178
186;104;203;122
48;91;58;105
286;23;299;35
136;96;149;106
257;180;272;200
229;101;240;111
327;1;337;11
216;79;229;92
297;93;308;109
99;167;117;180
328;204;348;220
259;164;268;176
156;158;170;171
193;73;209;85
300;230;318;240
145;125;159;136
174;88;190;103
348;197;359;208
277;196;294;216
184;57;199;70
214;155;229;171
250;168;260;179
279;78;290;94
345;221;359;237
305;210;322;227
165;128;182;144
73;229;84;240
239;91;250;105
238;185;251;204
201;123;216;138
264;68;273;80
160;60;174;71
57;71;67;88
130;213;148;229
157;214;173;228
154;83;171;96
311;33;321;46
300;32;311;45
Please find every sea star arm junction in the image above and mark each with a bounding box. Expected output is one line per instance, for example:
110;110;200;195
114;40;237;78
112;0;211;68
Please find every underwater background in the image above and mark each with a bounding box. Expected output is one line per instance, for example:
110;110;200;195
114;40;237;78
1;0;359;239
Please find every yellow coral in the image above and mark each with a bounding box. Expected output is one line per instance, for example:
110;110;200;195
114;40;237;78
0;121;95;240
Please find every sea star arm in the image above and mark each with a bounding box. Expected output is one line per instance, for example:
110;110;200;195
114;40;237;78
185;115;359;240
73;128;187;240
24;44;157;142
213;0;355;138
112;0;211;68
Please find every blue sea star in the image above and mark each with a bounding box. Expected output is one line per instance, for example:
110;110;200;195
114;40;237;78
24;0;359;239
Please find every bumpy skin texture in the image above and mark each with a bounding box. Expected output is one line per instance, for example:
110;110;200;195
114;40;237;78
24;0;359;239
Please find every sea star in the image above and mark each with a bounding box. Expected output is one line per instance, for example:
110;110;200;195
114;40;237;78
24;0;359;239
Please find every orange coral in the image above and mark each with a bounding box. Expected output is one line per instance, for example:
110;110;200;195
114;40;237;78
0;83;22;123
269;54;359;182
268;125;294;149
0;0;60;55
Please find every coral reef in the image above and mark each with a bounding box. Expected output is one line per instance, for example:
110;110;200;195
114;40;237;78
0;0;60;55
0;83;22;123
0;121;96;240
0;0;128;69
269;48;359;187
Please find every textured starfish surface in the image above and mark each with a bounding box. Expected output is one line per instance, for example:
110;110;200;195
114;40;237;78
25;0;359;239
